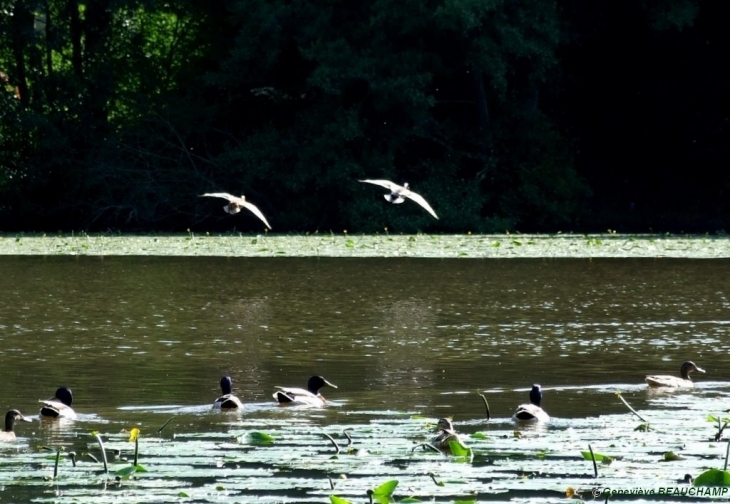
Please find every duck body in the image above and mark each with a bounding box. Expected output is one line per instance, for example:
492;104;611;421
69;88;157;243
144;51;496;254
646;361;705;388
200;192;272;229
431;418;464;454
273;376;337;407
213;376;244;409
513;384;550;422
0;410;32;441
40;387;77;419
359;180;439;219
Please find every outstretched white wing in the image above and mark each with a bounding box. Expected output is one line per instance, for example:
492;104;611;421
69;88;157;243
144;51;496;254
359;179;439;219
358;179;404;192
401;188;439;219
241;201;272;230
200;192;243;204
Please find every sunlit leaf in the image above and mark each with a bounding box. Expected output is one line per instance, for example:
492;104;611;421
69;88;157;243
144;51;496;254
329;497;353;504
246;431;274;444
663;451;685;461
693;469;730;487
471;432;489;439
372;479;398;496
448;440;473;459
580;451;614;464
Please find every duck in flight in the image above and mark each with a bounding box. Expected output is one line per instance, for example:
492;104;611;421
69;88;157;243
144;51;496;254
200;192;272;229
359;180;439;219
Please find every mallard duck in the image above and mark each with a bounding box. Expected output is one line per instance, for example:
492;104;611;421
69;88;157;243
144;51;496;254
359;180;439;219
0;410;32;442
512;384;550;422
431;418;463;453
200;192;272;229
39;386;77;419
646;361;705;388
273;376;337;406
213;376;244;409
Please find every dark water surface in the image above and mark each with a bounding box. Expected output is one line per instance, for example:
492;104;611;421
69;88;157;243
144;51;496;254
1;257;729;501
2;256;729;420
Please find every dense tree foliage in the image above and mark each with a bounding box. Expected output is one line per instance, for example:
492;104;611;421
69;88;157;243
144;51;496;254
0;0;726;232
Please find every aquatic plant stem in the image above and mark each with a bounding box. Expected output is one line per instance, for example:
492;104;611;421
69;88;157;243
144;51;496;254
725;441;730;471
323;432;341;454
588;444;598;478
615;392;647;422
342;428;353;447
477;392;491;420
412;443;442;454
93;433;109;473
133;436;139;466
53;448;61;478
157;417;174;434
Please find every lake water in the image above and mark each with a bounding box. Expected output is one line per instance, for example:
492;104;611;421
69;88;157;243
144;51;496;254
1;256;729;502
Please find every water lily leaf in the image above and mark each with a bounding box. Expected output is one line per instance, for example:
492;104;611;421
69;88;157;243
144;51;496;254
128;428;140;442
372;479;398;496
114;463;147;479
471;432;489;439
178;492;189;498
664;451;685;461
400;498;422;503
454;501;477;504
246;432;274;444
448;441;473;459
580;451;614;464
634;423;651;431
329;497;353;504
693;469;730;487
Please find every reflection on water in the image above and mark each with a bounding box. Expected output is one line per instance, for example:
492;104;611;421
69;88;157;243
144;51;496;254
0;256;729;434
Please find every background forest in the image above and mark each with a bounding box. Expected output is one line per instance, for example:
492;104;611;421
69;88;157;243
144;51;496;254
0;0;727;233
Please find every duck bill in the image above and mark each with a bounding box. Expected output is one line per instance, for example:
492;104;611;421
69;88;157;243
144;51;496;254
323;379;338;389
20;416;32;423
695;366;706;373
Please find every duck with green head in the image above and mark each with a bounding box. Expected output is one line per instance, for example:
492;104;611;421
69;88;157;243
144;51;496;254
646;361;705;388
273;376;337;406
512;384;550;422
39;386;77;419
213;376;244;409
0;410;32;442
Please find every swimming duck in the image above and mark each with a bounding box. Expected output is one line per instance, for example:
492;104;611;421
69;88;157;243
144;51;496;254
359;179;439;219
0;410;32;442
431;418;463;454
213;376;244;409
512;384;550;422
273;376;337;406
645;361;705;388
200;192;272;229
39;386;77;419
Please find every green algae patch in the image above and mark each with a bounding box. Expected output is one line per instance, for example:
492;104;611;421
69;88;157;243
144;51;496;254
1;232;729;258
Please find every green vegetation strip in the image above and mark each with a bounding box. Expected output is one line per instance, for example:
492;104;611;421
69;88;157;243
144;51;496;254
1;233;728;258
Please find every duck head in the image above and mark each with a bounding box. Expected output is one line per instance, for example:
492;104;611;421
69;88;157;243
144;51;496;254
680;361;705;379
529;384;543;407
220;376;234;395
307;376;337;394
